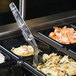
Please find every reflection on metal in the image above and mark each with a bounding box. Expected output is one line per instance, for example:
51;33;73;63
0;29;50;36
19;0;26;19
1;10;76;35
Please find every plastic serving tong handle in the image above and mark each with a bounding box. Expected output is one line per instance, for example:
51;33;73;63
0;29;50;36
9;2;38;67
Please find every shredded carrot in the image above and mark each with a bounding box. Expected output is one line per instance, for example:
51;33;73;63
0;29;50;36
57;71;60;76
53;55;58;59
51;55;57;61
55;62;58;65
55;56;58;57
64;66;69;70
54;61;59;65
72;73;76;75
54;69;60;72
51;58;53;61
54;67;60;72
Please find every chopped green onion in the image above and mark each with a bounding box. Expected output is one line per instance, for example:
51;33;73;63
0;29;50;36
58;65;60;67
47;73;51;75
51;56;53;58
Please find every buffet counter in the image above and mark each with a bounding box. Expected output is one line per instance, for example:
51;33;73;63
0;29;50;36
1;10;76;36
0;10;76;76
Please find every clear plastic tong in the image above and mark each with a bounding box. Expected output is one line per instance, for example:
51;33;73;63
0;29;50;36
9;2;38;67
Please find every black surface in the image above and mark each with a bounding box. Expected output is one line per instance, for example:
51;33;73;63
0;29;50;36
1;34;76;76
0;0;76;25
0;64;33;76
26;0;76;20
0;0;18;26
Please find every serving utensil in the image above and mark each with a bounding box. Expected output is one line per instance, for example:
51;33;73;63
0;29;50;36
9;2;39;67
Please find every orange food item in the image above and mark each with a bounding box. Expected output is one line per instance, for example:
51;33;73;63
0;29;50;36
54;62;59;65
64;66;69;70
72;73;76;75
54;67;60;72
49;26;76;44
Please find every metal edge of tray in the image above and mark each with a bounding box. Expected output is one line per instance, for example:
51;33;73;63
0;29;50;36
1;10;76;38
1;14;76;40
0;29;21;40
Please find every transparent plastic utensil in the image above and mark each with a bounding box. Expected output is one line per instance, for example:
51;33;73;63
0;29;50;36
9;2;38;67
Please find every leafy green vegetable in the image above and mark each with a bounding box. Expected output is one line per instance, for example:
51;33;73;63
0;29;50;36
47;73;51;75
50;63;52;65
67;66;69;69
66;73;69;76
58;65;60;67
51;56;53;58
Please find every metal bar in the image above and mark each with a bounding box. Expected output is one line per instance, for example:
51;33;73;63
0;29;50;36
0;45;20;61
19;0;26;19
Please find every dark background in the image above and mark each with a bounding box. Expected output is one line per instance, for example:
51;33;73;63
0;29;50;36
0;0;76;26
